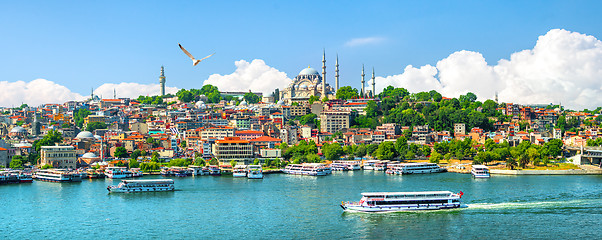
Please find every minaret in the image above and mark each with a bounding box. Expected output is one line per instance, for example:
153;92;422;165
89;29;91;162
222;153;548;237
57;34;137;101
361;64;365;98
90;87;94;101
335;54;339;94
321;49;326;99
159;66;166;96
113;88;116;99
372;67;376;98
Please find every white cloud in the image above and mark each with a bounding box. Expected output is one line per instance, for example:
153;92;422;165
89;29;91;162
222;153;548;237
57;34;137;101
94;83;178;99
345;37;386;47
0;79;85;107
203;59;291;94
371;29;602;110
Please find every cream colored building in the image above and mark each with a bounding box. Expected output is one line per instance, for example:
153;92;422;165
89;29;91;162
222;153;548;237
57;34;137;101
319;110;350;134
213;137;254;165
201;126;235;140
40;146;77;169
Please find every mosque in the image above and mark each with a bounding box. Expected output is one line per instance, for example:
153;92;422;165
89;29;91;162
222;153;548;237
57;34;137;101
280;51;376;104
281;51;337;104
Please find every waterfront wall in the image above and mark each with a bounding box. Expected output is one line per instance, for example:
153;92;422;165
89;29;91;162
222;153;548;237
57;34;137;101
490;169;602;175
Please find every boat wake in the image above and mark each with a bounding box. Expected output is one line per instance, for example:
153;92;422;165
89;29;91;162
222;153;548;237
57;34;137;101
466;198;598;210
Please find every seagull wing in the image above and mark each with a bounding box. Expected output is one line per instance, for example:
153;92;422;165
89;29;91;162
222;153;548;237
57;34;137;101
199;52;215;62
179;43;196;60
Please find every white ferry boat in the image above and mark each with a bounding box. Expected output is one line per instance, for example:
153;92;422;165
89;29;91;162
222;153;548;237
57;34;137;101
247;165;263;179
341;191;463;212
105;167;131;179
233;165;248;177
331;162;349;171
33;169;82;182
400;163;446;174
385;163;404;175
374;161;389;171
471;165;490;178
363;160;379;170
344;160;362;171
187;166;205;176
284;163;331;176
107;179;175;193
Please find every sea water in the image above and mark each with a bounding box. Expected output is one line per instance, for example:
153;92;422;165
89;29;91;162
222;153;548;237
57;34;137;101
1;171;601;239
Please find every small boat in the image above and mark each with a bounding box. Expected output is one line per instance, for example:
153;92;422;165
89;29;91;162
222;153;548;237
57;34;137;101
373;161;389;171
363;160;379;170
341;191;463;212
471;165;490;178
208;165;221;176
233;165;247;177
130;168;144;177
18;171;33;183
107;179;174;193
86;169;106;179
331;161;349;171
105;167;131;179
187;165;204;176
247;165;263;179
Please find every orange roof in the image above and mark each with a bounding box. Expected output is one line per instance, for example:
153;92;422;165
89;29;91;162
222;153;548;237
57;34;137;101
249;136;282;142
102;99;121;102
0;147;6;151
235;130;264;135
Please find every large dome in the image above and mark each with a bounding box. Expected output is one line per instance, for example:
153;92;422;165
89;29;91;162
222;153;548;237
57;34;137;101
299;67;319;76
82;152;98;158
10;126;26;133
76;131;95;139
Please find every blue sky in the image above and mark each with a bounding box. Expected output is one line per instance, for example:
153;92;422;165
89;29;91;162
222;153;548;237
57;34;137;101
1;1;602;109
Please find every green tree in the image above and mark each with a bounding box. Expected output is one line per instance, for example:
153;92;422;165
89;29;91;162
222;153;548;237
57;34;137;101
130;149;142;160
543;139;563;157
9;156;24;169
429;150;442;163
129;158;140;168
376;142;397;160
114;147;128;158
308;95;320;105
34;130;63;152
86;121;107;132
367;144;379;157
322;142;343;160
209;158;219;166
176;89;195;103
336;86;359;100
41;164;52;169
355;144;367;159
195;157;206;166
244;92;261;104
230;160;237;167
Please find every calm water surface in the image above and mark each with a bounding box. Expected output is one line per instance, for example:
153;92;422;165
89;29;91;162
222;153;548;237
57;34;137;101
1;171;601;239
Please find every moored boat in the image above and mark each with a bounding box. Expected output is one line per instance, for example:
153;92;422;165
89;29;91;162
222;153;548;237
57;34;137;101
471;165;490;178
247;165;263;179
130;168;144;177
400;162;446;174
363;160;379;170
107;179;175;193
233;165;247;177
33;169;82;182
208;165;221;176
341;191;463;212
105;167;131;179
283;163;331;176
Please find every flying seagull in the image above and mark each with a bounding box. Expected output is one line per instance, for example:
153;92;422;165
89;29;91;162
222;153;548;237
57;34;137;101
179;43;215;66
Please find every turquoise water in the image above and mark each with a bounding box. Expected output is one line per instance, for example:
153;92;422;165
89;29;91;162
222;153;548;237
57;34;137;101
1;171;601;239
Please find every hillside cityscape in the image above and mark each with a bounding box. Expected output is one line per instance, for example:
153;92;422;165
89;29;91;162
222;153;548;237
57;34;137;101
2;61;601;172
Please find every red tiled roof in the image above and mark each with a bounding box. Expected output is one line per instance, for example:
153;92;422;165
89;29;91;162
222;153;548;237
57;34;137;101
249;136;282;142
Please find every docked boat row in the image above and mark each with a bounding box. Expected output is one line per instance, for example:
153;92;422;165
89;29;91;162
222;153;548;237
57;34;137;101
0;170;33;184
107;179;175;193
385;162;447;175
331;160;362;171
233;165;264;179
161;165;221;177
341;191;464;212
283;163;332;176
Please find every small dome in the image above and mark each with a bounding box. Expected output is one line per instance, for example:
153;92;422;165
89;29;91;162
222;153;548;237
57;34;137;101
299;67;319;76
10;126;26;133
240;100;248;106
76;131;95;139
93;135;102;141
277;100;284;105
82;152;98;158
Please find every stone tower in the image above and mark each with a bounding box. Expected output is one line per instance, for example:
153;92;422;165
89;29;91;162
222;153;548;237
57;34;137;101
372;67;376;98
361;64;365;98
321;49;326;99
335;54;339;94
159;66;166;96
